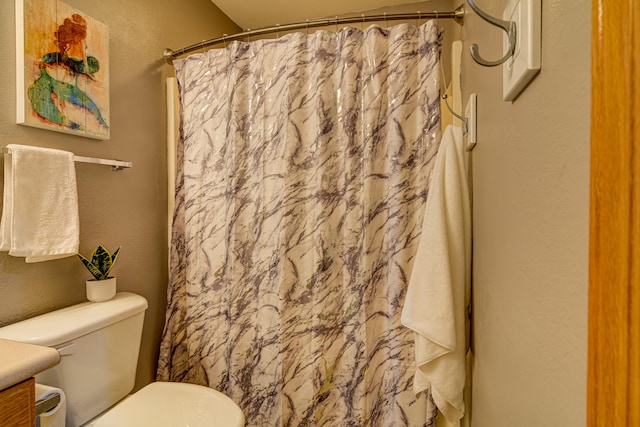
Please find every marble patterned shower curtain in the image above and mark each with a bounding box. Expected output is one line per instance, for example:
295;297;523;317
158;21;442;427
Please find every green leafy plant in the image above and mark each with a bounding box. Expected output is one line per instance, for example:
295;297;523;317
77;245;120;281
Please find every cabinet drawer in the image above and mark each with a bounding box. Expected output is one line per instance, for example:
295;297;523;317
0;378;35;427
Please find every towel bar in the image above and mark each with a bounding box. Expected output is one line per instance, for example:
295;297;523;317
35;392;60;416
2;148;132;171
72;155;132;171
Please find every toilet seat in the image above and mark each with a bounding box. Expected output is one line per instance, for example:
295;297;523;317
90;382;245;427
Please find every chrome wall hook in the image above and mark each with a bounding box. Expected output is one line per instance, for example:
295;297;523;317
442;94;468;133
467;0;516;67
441;93;478;151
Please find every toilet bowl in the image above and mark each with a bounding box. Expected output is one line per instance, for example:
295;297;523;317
87;382;245;427
0;292;245;427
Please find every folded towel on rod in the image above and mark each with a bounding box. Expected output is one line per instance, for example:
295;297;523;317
0;144;80;262
401;125;471;425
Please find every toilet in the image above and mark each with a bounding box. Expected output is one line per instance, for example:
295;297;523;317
0;292;245;427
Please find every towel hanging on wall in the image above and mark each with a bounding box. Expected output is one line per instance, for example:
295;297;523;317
0;144;80;262
401;125;472;424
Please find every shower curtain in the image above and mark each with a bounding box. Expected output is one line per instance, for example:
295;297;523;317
158;21;442;427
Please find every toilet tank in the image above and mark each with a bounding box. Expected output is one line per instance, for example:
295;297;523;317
0;292;148;427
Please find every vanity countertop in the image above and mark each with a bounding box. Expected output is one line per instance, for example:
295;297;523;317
0;338;60;390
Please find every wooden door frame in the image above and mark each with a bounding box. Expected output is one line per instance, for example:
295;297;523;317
588;0;640;425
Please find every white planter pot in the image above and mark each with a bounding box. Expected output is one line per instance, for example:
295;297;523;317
86;277;116;302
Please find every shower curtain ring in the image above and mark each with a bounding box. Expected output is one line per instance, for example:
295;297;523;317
276;24;280;38
335;16;338;32
306;20;309;35
222;34;227;49
416;11;421;26
384;12;388;29
361;14;365;31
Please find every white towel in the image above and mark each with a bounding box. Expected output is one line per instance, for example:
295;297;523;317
0;144;79;262
401;125;471;424
35;383;67;427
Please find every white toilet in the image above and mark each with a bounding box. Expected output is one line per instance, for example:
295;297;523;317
0;292;245;427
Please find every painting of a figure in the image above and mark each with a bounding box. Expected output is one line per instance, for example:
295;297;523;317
17;0;110;140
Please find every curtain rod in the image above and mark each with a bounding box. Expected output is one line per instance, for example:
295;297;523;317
163;5;465;64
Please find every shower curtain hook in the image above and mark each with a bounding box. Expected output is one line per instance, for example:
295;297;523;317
222;34;227;49
384;12;388;29
306;19;309;35
435;10;439;28
416;11;421;27
200;40;206;55
335;16;339;32
361;14;365;31
276;24;280;38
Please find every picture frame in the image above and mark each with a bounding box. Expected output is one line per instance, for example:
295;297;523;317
15;0;110;140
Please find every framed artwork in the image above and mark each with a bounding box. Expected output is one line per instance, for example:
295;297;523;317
16;0;110;140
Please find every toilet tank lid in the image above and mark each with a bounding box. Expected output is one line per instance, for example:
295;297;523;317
0;292;148;347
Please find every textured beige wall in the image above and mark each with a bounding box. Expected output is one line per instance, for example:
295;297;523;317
0;0;239;390
460;0;590;425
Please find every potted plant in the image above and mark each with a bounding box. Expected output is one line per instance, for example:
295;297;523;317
78;245;120;302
